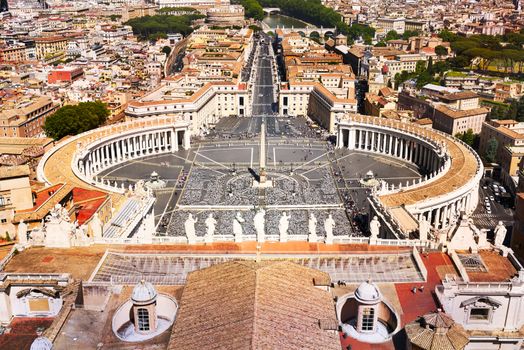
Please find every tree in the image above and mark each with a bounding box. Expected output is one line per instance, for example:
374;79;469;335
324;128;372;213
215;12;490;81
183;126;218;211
415;60;427;74
248;24;262;32
374;41;386;47
44;102;109;140
238;0;263;20
162;46;172;55
125;13;205;40
402;30;419;40
438;29;459;42
485;138;498;163
455;129;475;146
434;45;448;57
427;56;434;74
394;70;414;86
507;97;524;122
109;14;122;21
448;55;471;69
385;30;400;41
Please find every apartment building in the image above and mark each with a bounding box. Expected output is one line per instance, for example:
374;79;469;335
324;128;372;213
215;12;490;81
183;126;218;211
34;36;68;61
0;165;33;239
399;85;488;135
125;77;250;133
479;120;524;191
0;96;58;138
279;82;357;132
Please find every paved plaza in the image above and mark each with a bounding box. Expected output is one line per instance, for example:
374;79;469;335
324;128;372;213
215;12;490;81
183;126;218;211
98;117;422;237
90;251;425;285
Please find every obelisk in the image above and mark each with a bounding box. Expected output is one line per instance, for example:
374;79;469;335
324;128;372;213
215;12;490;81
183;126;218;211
253;119;272;188
259;120;267;184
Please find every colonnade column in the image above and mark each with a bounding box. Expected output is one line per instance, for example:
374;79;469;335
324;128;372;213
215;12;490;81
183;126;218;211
348;129;355;150
184;129;190;149
393;137;398;157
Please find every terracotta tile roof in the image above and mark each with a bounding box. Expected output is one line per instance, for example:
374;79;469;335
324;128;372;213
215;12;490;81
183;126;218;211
0;317;54;350
167;260;340;350
434;105;489;119
405;310;469;350
0;164;30;179
441;91;479;101
464;249;518;282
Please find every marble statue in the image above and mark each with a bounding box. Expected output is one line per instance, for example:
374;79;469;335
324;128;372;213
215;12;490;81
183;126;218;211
29;228;45;245
89;213;103;240
418;216;431;242
279;212;290;242
134;180;149;198
494;221;507;247
448;213;479;252
185;214;198;244
254;208;265;243
477;229;489;248
233;212;245;243
17;220;28;246
72;223;89;244
324;214;335;244
205;214;217;244
370;216;381;240
308;213;318;243
40;203;75;248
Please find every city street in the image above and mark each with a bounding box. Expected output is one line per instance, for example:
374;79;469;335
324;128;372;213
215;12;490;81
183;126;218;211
251;36;276;115
471;178;514;229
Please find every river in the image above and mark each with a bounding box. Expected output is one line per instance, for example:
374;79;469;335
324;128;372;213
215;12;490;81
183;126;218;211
262;14;309;29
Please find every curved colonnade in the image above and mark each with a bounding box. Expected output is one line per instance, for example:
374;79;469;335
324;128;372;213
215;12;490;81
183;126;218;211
37;114;483;241
37;116;191;194
336;115;483;236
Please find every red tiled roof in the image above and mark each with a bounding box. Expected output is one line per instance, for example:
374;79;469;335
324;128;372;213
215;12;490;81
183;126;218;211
19;183;64;213
396;252;455;326
0;317;54;350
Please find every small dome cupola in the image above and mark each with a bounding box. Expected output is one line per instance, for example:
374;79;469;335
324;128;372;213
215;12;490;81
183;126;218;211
355;281;380;305
131;280;157;306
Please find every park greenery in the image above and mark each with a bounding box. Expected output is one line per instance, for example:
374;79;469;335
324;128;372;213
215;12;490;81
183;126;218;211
125;13;205;41
384;29;421;41
394;58;452;88
488;96;524;122
454;128;478;147
235;0;264;20
44;102;109;140
438;29;524;73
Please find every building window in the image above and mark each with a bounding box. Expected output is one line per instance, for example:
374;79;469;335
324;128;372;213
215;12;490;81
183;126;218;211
470;308;490;321
361;307;375;331
137;308;150;331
